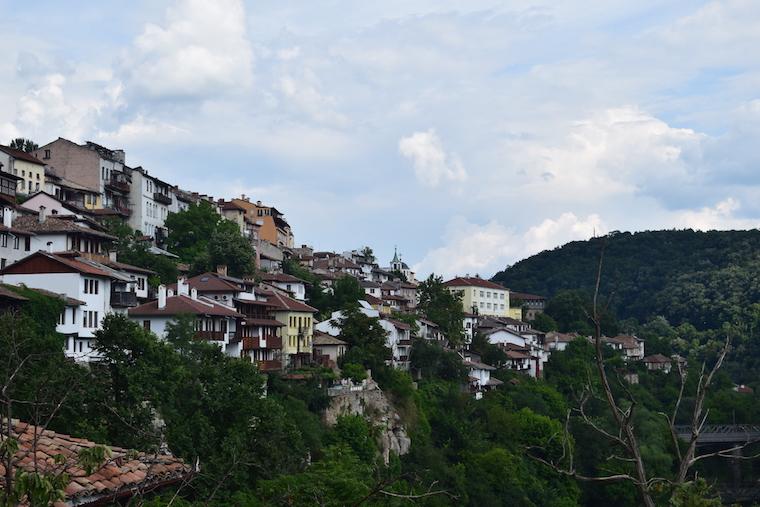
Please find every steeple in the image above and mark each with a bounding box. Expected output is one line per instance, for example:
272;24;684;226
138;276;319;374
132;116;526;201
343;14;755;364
391;245;400;264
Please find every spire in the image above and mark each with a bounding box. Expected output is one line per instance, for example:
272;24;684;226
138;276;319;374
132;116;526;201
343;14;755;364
392;245;400;264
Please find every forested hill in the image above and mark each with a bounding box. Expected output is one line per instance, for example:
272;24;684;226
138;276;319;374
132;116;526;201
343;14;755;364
492;229;760;329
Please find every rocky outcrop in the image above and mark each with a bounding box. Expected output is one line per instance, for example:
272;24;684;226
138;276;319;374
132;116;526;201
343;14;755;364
324;379;411;464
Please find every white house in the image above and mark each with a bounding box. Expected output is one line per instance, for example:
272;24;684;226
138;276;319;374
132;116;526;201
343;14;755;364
315;301;411;369
14;211;116;256
129;166;174;241
461;350;501;399
0;250;135;362
128;280;242;356
259;272;307;301
602;335;645;361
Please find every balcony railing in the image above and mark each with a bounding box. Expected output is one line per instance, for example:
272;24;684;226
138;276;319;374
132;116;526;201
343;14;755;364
153;192;172;205
196;330;226;341
110;290;138;308
105;176;130;193
257;360;282;372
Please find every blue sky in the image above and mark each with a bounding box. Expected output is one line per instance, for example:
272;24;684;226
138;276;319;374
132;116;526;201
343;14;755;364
2;0;760;277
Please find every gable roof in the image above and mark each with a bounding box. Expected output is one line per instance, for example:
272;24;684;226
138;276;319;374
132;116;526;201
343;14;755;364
266;290;318;313
643;353;671;364
13;215;117;240
313;332;347;346
0;251;117;278
129;294;243;317
168;273;242;293
0;419;191;506
259;272;306;284
444;276;506;291
510;291;546;301
0;145;46;165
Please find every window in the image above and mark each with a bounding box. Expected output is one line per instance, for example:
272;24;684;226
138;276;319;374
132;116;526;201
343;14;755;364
36;173;40;180
1;234;6;247
21;170;25;177
479;290;484;297
44;149;50;159
84;279;99;294
500;293;505;299
27;181;31;192
486;303;491;309
486;291;491;298
479;302;484;308
13;236;19;250
58;311;65;325
0;259;5;269
35;183;39;191
143;320;151;331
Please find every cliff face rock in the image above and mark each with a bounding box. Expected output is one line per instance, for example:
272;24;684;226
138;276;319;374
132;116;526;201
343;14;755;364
324;379;411;464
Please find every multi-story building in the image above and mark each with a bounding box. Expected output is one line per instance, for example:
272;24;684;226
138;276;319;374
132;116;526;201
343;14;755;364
0;250;139;361
510;291;547;321
129;281;242;356
14;211;116;257
266;290;317;367
0;145;46;195
444;276;510;318
128;167;175;241
33;138;132;218
0;170;34;268
44;167;101;210
234;291;284;372
229;196;294;248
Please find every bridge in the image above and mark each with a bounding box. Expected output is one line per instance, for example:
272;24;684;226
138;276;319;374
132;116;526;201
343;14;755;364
674;424;760;445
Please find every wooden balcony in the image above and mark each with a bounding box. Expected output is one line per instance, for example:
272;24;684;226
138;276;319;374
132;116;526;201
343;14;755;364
257;360;282;372
110;290;138;308
105;176;130;193
195;330;226;341
153;192;172;205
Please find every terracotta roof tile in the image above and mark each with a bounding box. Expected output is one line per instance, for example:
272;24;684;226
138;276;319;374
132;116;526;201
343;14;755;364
1;419;192;505
444;276;507;291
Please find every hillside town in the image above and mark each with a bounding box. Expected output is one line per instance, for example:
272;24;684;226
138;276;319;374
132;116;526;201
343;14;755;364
0;138;669;400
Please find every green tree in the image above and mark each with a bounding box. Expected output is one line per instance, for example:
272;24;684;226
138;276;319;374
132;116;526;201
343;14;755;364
417;275;465;347
165;201;255;277
532;312;558;332
8;138;38;152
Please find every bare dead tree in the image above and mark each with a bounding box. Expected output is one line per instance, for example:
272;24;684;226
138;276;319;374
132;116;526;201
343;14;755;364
528;239;750;505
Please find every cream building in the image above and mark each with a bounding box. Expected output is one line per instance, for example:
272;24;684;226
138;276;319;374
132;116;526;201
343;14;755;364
444;276;510;318
0;145;46;195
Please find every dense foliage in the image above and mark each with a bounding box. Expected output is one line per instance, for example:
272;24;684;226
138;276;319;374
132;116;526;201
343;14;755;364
493;230;760;329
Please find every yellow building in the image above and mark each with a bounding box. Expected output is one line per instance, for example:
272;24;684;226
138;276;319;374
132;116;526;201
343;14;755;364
268;291;317;366
508;307;523;321
0;145;46;195
444;276;510;318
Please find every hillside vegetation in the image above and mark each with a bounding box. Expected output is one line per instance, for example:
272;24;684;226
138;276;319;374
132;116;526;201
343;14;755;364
492;229;760;329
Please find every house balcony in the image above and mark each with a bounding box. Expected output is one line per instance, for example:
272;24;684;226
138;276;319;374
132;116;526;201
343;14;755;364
110;290;138;308
257;360;282;372
105;176;130;194
398;339;412;346
153;192;172;205
196;330;226;341
242;335;282;351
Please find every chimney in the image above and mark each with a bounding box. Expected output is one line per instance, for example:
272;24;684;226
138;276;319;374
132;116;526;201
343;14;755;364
177;277;189;297
256;200;261;206
38;206;47;223
46;241;53;253
158;285;167;309
190;288;198;300
2;207;12;228
167;288;175;297
216;265;228;276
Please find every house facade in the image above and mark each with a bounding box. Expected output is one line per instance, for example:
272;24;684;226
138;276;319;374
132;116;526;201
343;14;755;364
444;276;510;318
129;166;173;241
0;251;131;361
0;145;46;195
34;138;132;218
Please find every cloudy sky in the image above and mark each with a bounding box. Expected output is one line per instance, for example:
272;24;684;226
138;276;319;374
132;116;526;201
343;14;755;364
2;1;760;278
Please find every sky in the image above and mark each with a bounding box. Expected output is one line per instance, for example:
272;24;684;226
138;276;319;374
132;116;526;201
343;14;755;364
2;1;760;278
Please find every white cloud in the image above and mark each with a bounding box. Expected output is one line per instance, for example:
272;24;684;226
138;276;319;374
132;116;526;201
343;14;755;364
96;115;190;144
674;198;760;230
399;129;467;187
414;213;606;278
122;0;254;99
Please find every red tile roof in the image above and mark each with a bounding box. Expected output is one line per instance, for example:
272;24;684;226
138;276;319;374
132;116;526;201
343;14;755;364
444;276;506;291
129;294;242;317
0;145;46;165
266;291;318;313
0;251;117;278
168;273;242;293
643;353;671;364
259;272;306;284
13;215;117;240
0;419;191;505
